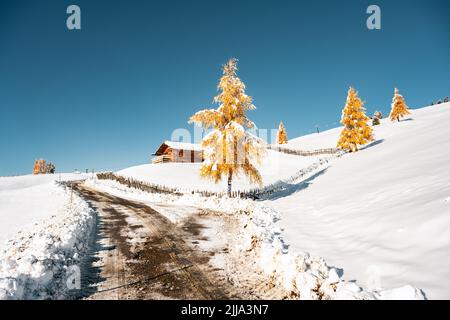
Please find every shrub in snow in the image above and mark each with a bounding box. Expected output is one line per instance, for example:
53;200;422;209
374;111;383;119
33;159;56;175
372;112;381;126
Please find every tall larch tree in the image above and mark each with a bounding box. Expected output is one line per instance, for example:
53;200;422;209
390;88;411;122
189;58;265;195
337;87;374;152
276;121;288;144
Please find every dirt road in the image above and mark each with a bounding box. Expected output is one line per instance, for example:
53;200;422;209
71;183;243;300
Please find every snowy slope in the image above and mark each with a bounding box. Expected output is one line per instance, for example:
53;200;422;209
264;103;450;299
286;126;342;150
0;174;88;245
118;150;325;192
0;173;96;299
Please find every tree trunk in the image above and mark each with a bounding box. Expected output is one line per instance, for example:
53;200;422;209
227;169;233;197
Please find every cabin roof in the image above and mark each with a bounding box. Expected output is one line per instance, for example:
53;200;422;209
153;141;202;156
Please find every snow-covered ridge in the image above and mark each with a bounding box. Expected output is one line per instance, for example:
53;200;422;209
0;182;96;300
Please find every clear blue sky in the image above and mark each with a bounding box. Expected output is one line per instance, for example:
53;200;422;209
1;0;449;176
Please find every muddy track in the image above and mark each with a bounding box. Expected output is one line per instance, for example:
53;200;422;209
71;183;242;300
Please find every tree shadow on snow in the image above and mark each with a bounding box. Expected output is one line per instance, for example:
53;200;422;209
263;167;329;201
360;139;385;151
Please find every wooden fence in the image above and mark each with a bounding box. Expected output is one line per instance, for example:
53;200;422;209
267;145;340;156
152;155;172;164
96;172;183;196
96;172;281;199
96;154;336;200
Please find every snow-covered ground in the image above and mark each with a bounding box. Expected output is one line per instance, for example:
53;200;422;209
0;174;88;244
0;174;95;299
88;177;424;300
264;103;450;299
119;150;325;193
2;104;445;299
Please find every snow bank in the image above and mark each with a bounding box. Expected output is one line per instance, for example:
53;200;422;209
229;201;425;300
0;177;96;300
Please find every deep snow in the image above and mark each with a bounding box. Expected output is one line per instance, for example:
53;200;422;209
265;103;450;299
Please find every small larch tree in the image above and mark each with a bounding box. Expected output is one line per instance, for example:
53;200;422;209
390;88;411;122
276;121;288;144
372;111;383;126
189;58;265;195
33;160;43;175
337;87;374;152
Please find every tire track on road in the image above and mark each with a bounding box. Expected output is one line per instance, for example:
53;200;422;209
72;183;232;300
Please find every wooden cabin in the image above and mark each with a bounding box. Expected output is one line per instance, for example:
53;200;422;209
152;141;203;164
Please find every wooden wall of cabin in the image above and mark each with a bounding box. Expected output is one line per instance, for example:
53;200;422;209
171;149;203;163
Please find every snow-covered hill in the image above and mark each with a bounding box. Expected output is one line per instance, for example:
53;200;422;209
118;150;327;193
264;103;450;299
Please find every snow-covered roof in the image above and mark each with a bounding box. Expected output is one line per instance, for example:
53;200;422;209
164;141;203;151
154;141;203;155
